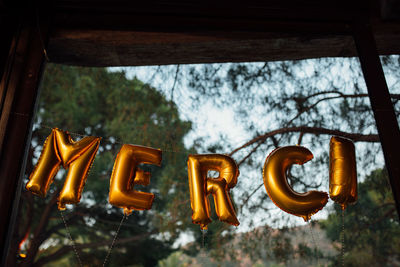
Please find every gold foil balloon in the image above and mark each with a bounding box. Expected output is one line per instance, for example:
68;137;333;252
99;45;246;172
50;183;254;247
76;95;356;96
26;128;101;209
187;154;240;229
109;144;162;215
263;146;328;221
329;136;357;209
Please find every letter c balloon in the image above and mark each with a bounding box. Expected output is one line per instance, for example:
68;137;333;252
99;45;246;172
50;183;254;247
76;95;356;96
263;146;328;221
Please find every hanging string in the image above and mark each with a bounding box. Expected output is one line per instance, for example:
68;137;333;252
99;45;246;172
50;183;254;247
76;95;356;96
201;228;207;249
297;131;304;146
308;220;320;266
198;228;208;265
32;123;338;159
11;112;341;160
102;214;126;267
38;123;192;155
341;209;345;267
59;210;83;267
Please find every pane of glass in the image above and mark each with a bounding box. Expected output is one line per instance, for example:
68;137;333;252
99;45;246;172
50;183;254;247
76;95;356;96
381;55;400;127
9;55;400;266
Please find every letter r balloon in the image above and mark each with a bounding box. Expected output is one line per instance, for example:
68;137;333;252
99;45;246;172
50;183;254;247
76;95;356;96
187;154;240;229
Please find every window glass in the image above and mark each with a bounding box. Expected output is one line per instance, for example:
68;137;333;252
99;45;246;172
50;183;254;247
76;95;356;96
10;57;400;266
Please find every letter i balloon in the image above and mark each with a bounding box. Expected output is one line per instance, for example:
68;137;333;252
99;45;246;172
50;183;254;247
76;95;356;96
329;136;357;209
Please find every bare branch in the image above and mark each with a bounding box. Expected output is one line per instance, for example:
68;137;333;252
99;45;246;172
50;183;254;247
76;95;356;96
287;93;400;126
305;90;342;99
137;65;162;92
230;126;379;156
170;64;180;103
237;141;264;166
239;183;265;214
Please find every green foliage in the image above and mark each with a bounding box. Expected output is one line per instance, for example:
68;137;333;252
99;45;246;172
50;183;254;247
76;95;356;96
158;251;191;267
137;57;400;266
11;55;400;266
320;168;400;267
183;58;389;226
167;56;400;265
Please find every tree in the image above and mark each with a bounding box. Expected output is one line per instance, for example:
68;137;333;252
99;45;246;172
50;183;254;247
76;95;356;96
9;54;400;265
321;168;400;267
8;64;194;266
126;56;400;264
182;56;398;220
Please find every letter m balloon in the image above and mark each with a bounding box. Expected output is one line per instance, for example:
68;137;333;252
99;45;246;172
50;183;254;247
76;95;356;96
26;128;100;209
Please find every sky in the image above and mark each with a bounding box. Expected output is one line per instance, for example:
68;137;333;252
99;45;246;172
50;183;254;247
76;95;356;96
109;65;251;152
22;57;398;254
104;56;400;248
106;57;397;245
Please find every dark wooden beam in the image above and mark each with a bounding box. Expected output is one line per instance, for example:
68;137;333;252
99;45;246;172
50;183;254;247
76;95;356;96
0;1;398;264
353;16;400;219
42;0;400;67
0;13;47;265
46;0;356;66
6;0;399;67
47;20;400;67
381;0;400;20
48;30;359;67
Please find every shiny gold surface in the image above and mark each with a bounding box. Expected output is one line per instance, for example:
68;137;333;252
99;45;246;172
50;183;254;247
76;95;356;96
187;154;239;229
109;144;162;215
26;128;100;209
263;146;328;221
329;136;357;210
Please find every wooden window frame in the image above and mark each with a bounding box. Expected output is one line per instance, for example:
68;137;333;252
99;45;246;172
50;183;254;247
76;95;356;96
1;1;400;264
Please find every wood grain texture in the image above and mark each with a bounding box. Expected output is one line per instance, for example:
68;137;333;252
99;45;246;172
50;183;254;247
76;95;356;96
40;0;400;66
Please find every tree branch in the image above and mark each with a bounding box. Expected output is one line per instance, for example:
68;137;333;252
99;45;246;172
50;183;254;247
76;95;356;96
33;230;157;267
287;93;400;126
303;90;342;99
237;141;264;166
239;183;265;214
362;206;396;229
229;126;379;156
170;64;180;104
232;125;375;210
22;189;61;267
43;213;81;239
